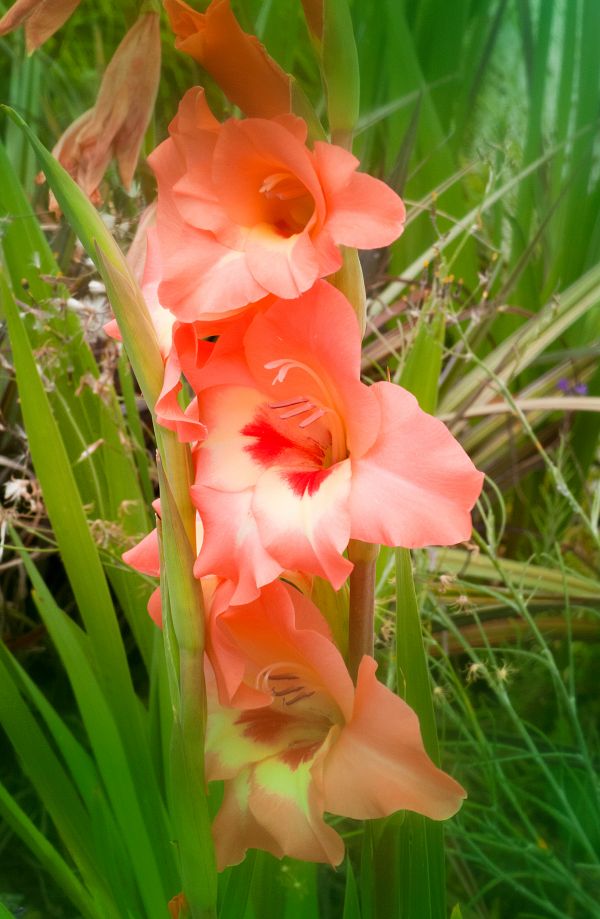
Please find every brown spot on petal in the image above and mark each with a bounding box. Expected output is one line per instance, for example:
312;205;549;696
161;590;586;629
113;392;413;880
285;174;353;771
236;707;292;745
279;740;322;771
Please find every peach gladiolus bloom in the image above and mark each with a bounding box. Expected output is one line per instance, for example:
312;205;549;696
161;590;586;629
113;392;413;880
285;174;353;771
104;203;176;359
47;12;160;206
206;579;465;868
184;283;483;603
149;87;405;322
164;0;291;118
0;0;80;52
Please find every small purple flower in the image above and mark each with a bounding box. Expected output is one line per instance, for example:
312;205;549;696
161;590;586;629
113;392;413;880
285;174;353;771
557;378;570;393
574;382;588;396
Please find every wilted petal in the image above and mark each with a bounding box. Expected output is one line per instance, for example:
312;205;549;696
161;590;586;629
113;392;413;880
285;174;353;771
0;0;80;51
168;893;187;919
45;11;160;205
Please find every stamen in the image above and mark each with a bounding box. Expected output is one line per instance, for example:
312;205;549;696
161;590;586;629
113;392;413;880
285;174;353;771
263;357;347;463
272;685;305;697
268;673;299;681
259;172;305;201
280;403;313;419
265;358;296;385
269;397;307;409
285;691;315;706
298;408;325;427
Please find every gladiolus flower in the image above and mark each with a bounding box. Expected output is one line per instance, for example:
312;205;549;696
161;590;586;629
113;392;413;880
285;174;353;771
184;283;483;603
0;0;80;52
45;11;160;206
148;87;405;322
164;0;291;118
206;579;465;868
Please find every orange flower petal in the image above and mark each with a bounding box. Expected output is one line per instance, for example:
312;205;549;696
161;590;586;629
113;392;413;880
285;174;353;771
164;0;292;117
322;657;467;820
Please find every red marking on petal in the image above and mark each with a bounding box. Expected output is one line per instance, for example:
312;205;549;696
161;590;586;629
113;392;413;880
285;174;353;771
279;740;322;771
242;416;326;472
285;467;333;497
242;418;298;465
236;707;291;745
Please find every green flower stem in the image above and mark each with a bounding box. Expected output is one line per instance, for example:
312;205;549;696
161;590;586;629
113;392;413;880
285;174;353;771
347;539;379;681
331;246;367;333
158;464;217;919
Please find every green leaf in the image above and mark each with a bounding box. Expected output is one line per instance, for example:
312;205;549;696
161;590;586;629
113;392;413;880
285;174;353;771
0;780;97;919
0;274;177;893
16;541;172;918
343;856;361;919
0;653;106;903
0;641;100;808
0;901;19;919
399;311;444;413
322;0;360;142
218;851;257;919
393;548;445;919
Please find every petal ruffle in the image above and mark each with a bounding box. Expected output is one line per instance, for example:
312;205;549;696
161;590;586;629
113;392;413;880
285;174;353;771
211;757;344;869
192;485;282;605
315;142;406;248
349;381;484;547
322;657;466;821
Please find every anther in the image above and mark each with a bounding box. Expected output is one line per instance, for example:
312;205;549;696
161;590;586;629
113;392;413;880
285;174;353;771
269;397;307;410
272;685;305;697
299;409;325;427
280;402;314;419
285;691;315;706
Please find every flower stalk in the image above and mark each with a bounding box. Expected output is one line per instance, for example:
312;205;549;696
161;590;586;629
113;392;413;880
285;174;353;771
347;539;379;681
158;463;217;919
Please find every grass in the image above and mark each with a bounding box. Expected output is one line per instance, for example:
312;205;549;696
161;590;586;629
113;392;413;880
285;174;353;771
1;0;600;917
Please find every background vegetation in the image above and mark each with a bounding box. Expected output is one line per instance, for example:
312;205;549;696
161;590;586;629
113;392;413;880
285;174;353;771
1;0;599;916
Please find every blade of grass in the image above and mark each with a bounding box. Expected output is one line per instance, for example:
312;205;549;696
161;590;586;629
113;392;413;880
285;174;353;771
0;654;110;905
14;536;172;918
343;856;361;919
0;781;98;919
0;273;177;888
395;547;445;919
